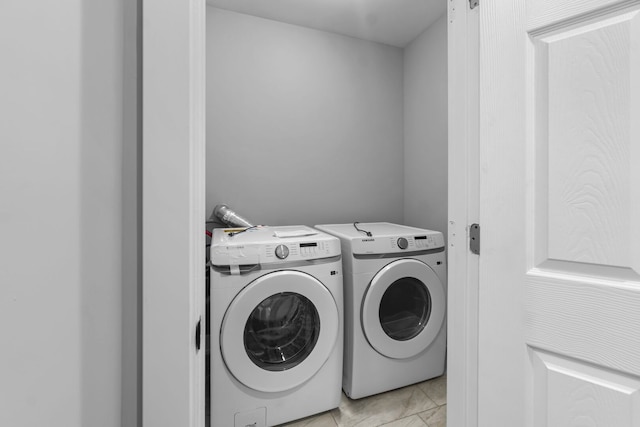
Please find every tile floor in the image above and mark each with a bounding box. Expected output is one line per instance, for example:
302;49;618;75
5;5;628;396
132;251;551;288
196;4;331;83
279;374;446;427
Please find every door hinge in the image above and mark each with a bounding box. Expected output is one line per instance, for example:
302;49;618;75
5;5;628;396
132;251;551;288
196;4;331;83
195;316;202;352
470;223;480;255
470;0;479;9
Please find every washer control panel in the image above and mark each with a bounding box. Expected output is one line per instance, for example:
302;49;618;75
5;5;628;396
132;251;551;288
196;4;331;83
265;240;338;262
210;226;341;266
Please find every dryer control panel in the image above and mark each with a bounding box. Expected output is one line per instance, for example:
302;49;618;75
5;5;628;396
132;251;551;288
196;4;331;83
315;222;445;256
390;234;441;250
351;232;444;255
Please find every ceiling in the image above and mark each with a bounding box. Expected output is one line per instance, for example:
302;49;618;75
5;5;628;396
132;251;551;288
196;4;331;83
205;0;447;48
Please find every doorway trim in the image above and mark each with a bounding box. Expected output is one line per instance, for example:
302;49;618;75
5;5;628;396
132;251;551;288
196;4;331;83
142;0;206;426
142;0;480;425
447;0;480;426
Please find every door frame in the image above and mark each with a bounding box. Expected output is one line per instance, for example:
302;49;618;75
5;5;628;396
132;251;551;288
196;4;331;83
142;0;206;426
447;0;480;426
142;0;480;425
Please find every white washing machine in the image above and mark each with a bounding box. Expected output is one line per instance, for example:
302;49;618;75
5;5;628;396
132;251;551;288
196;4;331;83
209;225;343;427
314;222;446;399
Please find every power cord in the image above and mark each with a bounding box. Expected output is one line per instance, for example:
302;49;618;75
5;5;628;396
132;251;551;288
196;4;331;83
353;222;372;237
228;225;259;237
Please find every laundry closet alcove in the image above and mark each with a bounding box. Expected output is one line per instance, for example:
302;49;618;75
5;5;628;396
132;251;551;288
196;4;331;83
204;2;449;426
141;0;474;425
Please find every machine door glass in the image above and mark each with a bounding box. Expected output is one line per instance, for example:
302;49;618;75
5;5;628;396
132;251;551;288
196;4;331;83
220;271;339;393
379;277;432;341
362;259;445;359
244;292;320;371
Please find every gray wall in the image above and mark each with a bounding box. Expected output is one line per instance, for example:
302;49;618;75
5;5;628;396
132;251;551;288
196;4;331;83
0;0;137;426
403;15;448;236
206;7;405;227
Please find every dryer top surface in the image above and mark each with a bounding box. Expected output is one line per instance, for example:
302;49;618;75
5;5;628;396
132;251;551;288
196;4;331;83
315;222;444;255
315;222;440;240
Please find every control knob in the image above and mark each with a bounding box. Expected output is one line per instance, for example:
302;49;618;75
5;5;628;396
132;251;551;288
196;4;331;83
275;244;290;259
397;237;408;250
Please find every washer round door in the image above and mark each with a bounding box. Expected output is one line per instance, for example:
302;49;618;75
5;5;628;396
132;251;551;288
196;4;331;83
361;259;445;359
220;270;339;393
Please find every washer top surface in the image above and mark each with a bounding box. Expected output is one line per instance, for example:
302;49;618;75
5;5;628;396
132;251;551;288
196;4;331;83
211;225;340;266
315;222;444;255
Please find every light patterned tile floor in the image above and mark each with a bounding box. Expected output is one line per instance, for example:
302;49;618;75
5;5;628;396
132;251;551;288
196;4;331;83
279;374;447;427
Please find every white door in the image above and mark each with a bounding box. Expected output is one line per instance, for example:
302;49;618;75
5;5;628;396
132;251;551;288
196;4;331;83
479;0;640;426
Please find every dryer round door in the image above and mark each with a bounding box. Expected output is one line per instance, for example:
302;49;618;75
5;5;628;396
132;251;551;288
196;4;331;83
220;270;339;393
361;259;445;359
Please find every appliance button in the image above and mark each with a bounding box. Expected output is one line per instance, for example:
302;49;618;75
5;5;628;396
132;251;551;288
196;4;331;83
397;237;408;250
275;244;289;259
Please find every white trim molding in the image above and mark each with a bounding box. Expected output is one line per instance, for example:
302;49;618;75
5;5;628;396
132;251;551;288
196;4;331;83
142;0;206;426
447;0;480;425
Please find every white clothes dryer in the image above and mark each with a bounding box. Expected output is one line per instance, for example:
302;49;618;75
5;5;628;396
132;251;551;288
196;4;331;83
209;226;343;427
314;222;446;399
